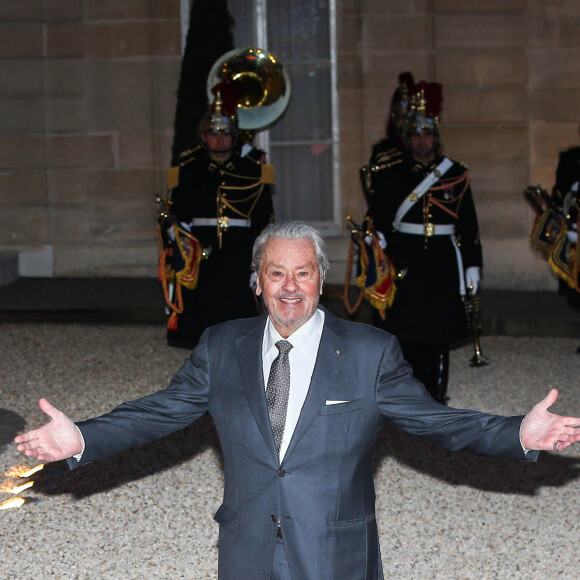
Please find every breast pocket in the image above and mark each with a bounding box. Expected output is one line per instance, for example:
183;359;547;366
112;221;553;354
320;397;365;415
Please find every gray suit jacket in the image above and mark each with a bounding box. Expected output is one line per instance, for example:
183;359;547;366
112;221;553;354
70;309;537;579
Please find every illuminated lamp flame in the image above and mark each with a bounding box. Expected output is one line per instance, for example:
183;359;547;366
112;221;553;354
0;497;26;510
5;464;44;478
7;481;35;495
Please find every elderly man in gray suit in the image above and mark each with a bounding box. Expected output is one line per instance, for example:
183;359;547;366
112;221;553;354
16;220;580;580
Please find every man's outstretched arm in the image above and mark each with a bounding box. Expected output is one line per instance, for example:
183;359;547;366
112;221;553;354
14;398;83;462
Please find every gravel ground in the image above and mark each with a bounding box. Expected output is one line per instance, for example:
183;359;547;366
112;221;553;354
0;324;579;580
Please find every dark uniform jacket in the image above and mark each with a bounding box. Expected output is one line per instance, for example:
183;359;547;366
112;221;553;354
366;152;482;345
360;137;405;204
167;146;274;346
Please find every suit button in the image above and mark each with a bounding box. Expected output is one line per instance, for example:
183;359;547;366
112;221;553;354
278;469;287;477
270;514;277;522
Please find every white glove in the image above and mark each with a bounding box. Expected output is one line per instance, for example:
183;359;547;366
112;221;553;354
465;266;481;294
364;231;387;249
165;225;176;241
166;220;192;242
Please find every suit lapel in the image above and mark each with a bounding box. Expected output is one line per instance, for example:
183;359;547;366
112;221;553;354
236;316;279;460
282;311;349;462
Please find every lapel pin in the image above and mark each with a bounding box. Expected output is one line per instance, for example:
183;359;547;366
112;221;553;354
335;349;341;355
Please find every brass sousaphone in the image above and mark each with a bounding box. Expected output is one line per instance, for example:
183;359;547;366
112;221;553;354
207;47;291;130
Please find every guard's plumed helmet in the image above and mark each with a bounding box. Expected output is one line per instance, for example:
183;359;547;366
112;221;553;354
389;72;415;134
405;80;443;138
198;82;240;146
382;72;415;140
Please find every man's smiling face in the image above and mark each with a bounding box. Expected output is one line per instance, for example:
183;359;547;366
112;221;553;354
256;237;322;338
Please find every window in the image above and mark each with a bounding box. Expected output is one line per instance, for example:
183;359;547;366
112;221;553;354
182;0;340;233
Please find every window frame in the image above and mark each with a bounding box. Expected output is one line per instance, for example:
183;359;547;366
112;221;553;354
180;0;341;235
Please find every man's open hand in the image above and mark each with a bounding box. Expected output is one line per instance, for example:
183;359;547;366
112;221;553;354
14;398;83;462
520;389;580;451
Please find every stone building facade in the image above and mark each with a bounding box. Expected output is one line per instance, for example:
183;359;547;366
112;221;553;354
1;1;579;290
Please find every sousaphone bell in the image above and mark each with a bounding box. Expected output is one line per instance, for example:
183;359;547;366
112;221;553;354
207;47;291;130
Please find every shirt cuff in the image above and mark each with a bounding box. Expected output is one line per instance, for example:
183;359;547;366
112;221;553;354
519;419;529;455
72;424;85;462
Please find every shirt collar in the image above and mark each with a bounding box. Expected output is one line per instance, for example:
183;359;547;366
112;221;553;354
264;308;325;356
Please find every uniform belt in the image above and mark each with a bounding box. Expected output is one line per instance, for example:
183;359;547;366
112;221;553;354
397;222;455;236
191;218;250;228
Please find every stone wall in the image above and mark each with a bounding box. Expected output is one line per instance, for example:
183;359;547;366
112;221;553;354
1;1;579;290
0;1;181;277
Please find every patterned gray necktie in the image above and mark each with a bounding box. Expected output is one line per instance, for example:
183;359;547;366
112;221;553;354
266;340;293;453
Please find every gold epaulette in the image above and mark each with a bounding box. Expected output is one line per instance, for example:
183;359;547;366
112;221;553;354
360;158;403;178
179;145;203;166
375;158;404;171
261;163;276;184
166;166;180;190
375;149;402;163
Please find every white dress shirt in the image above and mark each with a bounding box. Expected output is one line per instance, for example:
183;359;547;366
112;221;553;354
262;308;325;461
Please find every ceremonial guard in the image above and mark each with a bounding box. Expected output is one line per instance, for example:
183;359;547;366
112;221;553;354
158;91;275;348
370;71;415;165
365;81;483;403
524;126;580;323
360;72;415;204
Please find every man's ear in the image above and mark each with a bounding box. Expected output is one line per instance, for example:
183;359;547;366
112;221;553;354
255;274;262;296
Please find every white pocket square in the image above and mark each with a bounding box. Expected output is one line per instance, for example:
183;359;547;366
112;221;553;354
325;400;349;405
